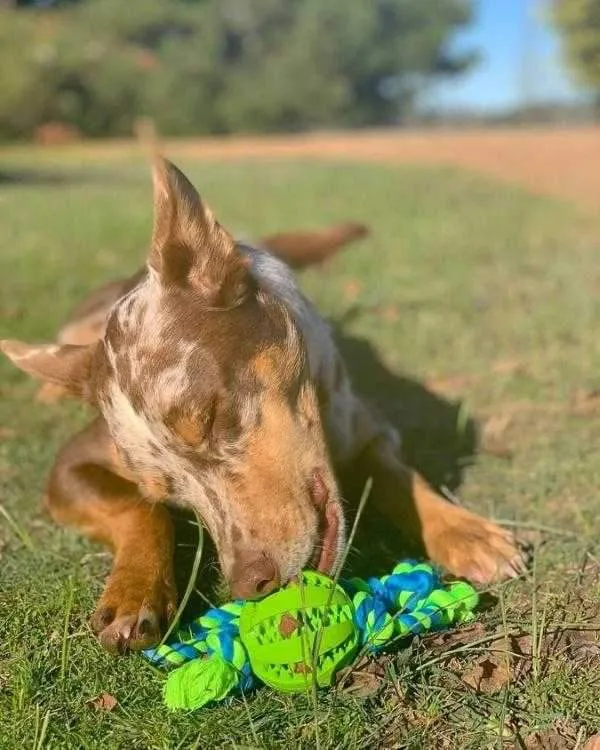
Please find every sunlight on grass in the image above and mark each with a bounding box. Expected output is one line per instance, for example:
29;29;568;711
1;154;599;748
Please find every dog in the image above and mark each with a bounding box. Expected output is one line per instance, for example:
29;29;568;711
1;157;524;654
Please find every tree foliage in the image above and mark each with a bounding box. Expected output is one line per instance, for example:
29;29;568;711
553;0;600;89
0;0;476;139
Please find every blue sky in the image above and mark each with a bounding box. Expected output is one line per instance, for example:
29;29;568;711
432;0;589;111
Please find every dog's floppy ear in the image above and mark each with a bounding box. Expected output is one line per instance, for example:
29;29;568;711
149;156;249;307
0;340;96;400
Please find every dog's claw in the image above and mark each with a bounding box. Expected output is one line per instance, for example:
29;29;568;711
91;581;177;654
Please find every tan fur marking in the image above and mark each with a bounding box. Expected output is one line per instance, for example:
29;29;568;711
251;347;283;384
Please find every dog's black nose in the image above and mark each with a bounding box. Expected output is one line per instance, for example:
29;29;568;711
230;552;280;599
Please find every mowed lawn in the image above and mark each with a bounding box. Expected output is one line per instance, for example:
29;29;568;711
1;150;600;749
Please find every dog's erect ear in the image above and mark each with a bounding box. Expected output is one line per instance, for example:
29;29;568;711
149;156;249;307
0;340;96;400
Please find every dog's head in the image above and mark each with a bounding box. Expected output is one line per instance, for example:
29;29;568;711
2;158;345;598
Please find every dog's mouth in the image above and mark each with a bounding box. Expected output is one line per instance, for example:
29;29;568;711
307;469;344;575
313;500;343;574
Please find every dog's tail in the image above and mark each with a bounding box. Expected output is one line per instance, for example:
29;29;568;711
260;222;369;270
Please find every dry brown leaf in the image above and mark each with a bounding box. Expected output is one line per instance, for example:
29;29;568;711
340;669;383;698
0;428;16;440
343;279;362;302
571;388;600;415
426;621;487;653
425;373;476;397
481;444;514;460
510;633;533;679
335;654;387;694
462;655;510;693
524;730;571;750
86;692;118;712
492;359;527;376
480;414;514;459
378;304;400;322
481;414;512;442
558;628;600;664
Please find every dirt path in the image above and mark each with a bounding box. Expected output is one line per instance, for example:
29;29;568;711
167;127;600;213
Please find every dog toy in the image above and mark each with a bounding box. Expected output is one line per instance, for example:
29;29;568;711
143;561;478;711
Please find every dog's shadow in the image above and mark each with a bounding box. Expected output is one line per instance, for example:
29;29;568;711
174;309;478;612
332;311;478;580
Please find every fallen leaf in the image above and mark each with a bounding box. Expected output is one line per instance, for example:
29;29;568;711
481;414;512;442
425;373;476;397
343;279;362;302
336;655;386;697
480;414;514;459
558;628;600;664
462;655;510;694
524;730;570;750
339;669;383;698
492;359;527;376
370;304;400;322
571;388;600;415
510;633;533;679
86;692;118;712
480;444;514;460
426;621;487;653
0;428;15;440
335;654;387;692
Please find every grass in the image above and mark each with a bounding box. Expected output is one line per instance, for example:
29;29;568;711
1;150;600;748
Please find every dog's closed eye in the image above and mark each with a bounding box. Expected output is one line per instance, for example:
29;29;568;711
166;401;217;447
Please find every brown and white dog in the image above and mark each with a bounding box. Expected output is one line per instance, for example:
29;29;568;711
1;158;524;654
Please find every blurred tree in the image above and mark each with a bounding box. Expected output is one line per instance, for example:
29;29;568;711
213;0;477;131
553;0;600;90
0;0;476;139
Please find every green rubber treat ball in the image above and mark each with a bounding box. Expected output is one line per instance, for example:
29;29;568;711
238;571;359;692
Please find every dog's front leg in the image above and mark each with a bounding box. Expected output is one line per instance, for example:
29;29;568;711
46;418;177;653
345;426;524;584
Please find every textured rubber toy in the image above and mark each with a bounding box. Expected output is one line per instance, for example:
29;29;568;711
143;560;480;709
239;571;359;691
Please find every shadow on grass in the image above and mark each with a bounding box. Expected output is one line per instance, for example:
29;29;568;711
332;310;478;580
0;166;138;188
175;306;478;614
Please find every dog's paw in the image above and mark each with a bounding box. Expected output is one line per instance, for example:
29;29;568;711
426;506;526;585
90;571;177;654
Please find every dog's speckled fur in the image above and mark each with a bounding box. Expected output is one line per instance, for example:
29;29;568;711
1;158;524;654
